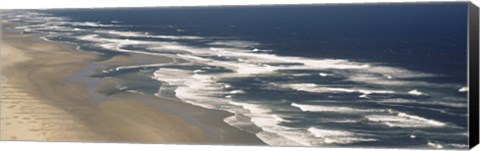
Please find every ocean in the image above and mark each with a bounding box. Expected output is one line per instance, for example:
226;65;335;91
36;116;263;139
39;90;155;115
1;2;469;148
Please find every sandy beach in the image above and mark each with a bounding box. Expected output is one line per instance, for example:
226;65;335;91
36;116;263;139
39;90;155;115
0;23;264;145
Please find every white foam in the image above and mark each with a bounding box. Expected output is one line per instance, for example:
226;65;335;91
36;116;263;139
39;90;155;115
223;116;247;127
223;84;232;89
378;98;467;108
178;46;376;77
408;89;425;96
291;73;311;77
331;119;359;123
447;143;468;148
291;103;382;113
279;83;395;97
252;48;272;53
151;35;205;40
410;134;416;138
208;40;260;48
398;112;445;126
102;30;143;37
283;58;370;70
366;111;446;128
193;69;205;74
75;21;117;27
346;73;406;86
344;66;439;87
153;67;244;118
77;34;100;41
318;72;334;77
308;127;353;138
229;101;315;146
96;30;203;40
256;131;307;146
378;98;417;104
307;127;377;144
153;68;193;85
178;54;278;75
76;34;180;56
229;90;246;94
458;87;468;92
359;94;369;98
427;141;444;149
125;90;144;94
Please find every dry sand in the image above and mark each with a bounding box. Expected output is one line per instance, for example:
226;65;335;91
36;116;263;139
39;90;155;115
0;25;263;145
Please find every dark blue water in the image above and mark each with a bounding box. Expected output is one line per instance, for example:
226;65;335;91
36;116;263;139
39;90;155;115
43;3;468;81
2;2;469;148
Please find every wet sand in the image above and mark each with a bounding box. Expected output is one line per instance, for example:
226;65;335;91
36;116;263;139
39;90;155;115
0;23;265;145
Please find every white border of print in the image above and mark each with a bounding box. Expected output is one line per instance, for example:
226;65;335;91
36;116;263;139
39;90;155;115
1;0;479;151
0;0;472;9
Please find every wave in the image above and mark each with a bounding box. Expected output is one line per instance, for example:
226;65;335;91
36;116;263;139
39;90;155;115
95;30;204;40
293;102;448;128
291;103;382;113
73;21;118;27
307;127;377;144
377;98;467;108
408;89;426;96
365;110;446;128
427;141;444;149
208;40;260;48
445;143;468;148
227;102;312;146
458;87;468;92
318;72;335;77
278;83;395;98
151;65;376;146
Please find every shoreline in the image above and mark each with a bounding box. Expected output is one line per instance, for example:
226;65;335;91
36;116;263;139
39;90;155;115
1;22;265;145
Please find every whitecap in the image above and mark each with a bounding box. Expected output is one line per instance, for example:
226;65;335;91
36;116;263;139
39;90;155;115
408;89;425;96
427;141;444;149
359;94;369;98
95;29;203;40
291;103;382;113
208;40;260;48
279;83;395;96
458;87;468;92
292;73;311;77
377;98;467;108
74;21;117;27
447;143;468;148
193;69;205;74
252;48;272;53
318;72;334;77
410;134;416;138
229;90;246;94
307;127;377;144
365;111;446;128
